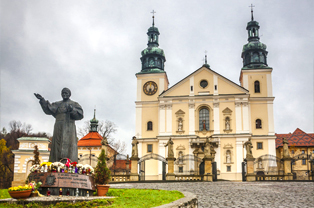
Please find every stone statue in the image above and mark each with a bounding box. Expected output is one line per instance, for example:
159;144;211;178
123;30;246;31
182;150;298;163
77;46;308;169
226;151;231;163
210;143;216;159
34;88;83;162
225;119;230;130
282;137;290;158
204;137;211;158
243;138;253;159
131;136;139;158
178;119;183;131
165;138;174;158
258;160;263;168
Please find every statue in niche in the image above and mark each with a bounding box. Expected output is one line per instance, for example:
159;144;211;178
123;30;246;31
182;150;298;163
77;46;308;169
282;137;290;158
226;150;231;163
131;136;139;158
225;118;230;130
34;88;83;162
165;138;174;158
243;138;253;159
178;119;183;131
258;159;263;168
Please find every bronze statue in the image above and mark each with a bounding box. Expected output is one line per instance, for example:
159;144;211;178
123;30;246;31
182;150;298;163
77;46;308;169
165;138;174;158
131;136;139;158
34;88;83;162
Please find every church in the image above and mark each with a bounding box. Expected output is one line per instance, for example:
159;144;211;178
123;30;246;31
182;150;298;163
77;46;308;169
134;12;276;181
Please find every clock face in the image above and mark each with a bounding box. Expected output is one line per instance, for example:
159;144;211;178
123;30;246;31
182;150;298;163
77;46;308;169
143;81;158;95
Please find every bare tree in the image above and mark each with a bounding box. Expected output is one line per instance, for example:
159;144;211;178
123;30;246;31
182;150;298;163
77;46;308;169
78;120;126;154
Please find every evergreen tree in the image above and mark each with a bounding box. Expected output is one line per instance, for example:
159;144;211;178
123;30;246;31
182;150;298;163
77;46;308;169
94;149;111;184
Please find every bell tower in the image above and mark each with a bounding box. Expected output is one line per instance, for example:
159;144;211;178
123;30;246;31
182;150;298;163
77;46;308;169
135;11;169;139
240;6;275;137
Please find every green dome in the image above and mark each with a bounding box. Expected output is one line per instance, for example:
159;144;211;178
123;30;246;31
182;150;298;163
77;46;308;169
141;47;165;57
242;42;267;52
148;26;159;33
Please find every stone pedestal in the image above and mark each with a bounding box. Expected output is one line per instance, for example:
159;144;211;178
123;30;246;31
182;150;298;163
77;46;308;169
203;157;213;182
130;157;139;181
166;157;176;180
245;158;256;181
282;157;293;180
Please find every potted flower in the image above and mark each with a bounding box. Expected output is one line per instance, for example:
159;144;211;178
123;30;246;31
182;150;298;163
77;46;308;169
8;185;33;199
29;181;42;197
94;149;111;196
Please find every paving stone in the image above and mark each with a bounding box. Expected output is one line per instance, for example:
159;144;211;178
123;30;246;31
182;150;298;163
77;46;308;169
111;181;314;208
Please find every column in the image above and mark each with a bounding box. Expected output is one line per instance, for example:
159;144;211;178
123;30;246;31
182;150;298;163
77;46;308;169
135;104;142;138
166;104;172;134
213;102;220;134
158;141;166;179
235;102;242;133
216;139;221;171
242;102;249;133
159;104;166;135
189;103;195;135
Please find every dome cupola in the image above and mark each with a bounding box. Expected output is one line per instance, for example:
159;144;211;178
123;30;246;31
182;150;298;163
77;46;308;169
241;6;270;69
139;11;166;74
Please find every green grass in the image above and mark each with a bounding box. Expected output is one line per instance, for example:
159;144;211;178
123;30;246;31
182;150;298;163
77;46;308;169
0;189;10;199
107;188;184;207
0;188;184;208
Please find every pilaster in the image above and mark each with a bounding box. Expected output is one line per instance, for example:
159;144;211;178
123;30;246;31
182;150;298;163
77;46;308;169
213;102;220;134
189;102;195;135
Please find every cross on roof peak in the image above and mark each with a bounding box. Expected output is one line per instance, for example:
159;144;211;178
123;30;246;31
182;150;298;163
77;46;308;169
249;4;255;21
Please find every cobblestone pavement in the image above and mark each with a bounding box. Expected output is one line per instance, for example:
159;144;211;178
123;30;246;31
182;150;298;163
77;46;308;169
111;181;314;208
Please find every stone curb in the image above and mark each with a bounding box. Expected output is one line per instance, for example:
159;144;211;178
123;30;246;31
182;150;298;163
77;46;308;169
153;191;198;208
0;196;115;205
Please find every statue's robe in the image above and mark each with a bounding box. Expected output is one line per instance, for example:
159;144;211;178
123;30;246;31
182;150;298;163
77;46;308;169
39;99;83;162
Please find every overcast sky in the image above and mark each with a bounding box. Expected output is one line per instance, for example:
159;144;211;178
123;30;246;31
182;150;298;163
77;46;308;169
1;1;313;154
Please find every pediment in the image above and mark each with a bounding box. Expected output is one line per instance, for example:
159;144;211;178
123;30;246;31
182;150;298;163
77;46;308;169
222;107;233;114
160;66;248;97
175;109;185;115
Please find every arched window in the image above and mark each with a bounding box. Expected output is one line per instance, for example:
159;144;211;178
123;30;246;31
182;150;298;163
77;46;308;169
147;121;153;130
199;108;209;131
245;54;250;65
148;58;155;67
256;119;262;129
254;81;260;93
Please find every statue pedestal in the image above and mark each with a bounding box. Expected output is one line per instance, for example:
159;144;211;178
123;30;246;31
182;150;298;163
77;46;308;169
203;156;213;182
166;157;176;180
130;157;139;181
282;157;293;180
245;158;256;181
28;172;95;196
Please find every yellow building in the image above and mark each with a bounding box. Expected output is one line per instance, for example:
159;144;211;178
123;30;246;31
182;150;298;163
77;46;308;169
11;137;50;186
135;14;276;180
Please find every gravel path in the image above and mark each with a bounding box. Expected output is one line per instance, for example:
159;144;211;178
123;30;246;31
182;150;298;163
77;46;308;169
111;181;314;208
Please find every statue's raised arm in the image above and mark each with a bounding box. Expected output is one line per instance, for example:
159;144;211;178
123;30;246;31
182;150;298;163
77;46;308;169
34;93;44;100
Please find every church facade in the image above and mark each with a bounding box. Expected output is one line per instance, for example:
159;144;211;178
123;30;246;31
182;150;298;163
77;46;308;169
135;14;276;180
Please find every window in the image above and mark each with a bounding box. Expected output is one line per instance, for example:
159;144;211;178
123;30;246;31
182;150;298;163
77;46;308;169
200;80;208;88
191;86;193;91
214;85;217;90
199;108;210;131
254;81;260;93
302;150;305;154
179;167;183;173
147;144;153;153
302;159;306;165
227;166;231;172
147;121;153;130
79;154;82;157
257;142;263;150
256;119;262;129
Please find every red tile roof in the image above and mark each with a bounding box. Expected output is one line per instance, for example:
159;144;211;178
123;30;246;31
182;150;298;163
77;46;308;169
276;128;314;148
77;132;103;147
